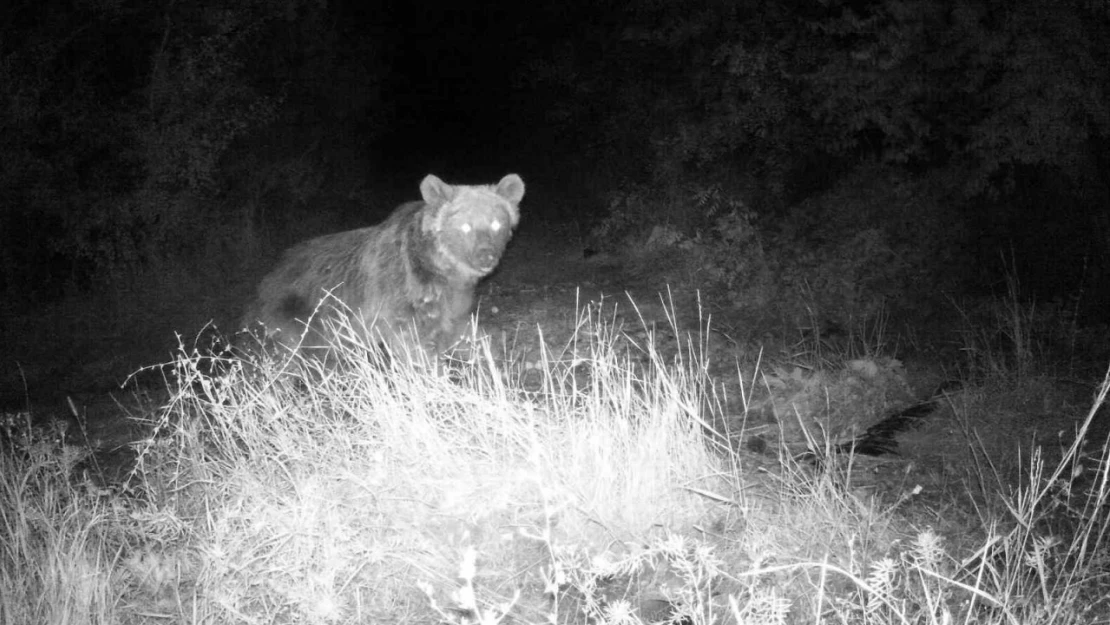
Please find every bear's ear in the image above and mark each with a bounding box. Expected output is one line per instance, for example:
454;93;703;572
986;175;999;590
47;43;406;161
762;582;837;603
496;174;525;205
420;174;454;205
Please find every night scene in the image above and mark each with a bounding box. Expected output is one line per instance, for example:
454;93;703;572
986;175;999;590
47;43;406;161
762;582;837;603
1;0;1109;622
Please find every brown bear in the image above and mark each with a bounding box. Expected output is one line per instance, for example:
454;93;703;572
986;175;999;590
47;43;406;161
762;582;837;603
243;173;524;365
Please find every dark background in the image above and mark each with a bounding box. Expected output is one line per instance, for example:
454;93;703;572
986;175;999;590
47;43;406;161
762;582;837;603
1;0;1108;317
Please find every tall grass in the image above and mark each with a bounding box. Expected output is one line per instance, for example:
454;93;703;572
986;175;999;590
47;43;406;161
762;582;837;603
1;297;1107;624
0;429;123;623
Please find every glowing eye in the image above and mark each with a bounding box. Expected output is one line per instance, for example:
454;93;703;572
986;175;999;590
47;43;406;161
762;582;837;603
490;220;501;232
460;223;472;234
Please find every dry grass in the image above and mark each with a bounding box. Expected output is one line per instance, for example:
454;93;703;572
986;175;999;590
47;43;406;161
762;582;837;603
1;295;1108;624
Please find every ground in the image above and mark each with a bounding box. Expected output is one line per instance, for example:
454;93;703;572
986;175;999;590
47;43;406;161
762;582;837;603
3;214;1109;624
0;217;1102;498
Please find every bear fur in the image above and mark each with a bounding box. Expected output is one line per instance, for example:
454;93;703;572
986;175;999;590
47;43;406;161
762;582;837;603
242;173;524;364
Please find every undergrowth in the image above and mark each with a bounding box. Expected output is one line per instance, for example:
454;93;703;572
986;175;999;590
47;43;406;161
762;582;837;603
0;297;1107;624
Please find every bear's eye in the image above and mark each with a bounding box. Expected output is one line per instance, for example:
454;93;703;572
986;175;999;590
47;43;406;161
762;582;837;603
490;219;501;232
460;223;472;234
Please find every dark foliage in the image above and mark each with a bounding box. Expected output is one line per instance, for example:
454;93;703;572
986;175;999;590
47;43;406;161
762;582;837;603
0;0;386;302
2;0;1107;313
529;0;1109;305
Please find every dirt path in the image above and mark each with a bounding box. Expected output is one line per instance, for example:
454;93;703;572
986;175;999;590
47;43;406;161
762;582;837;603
486;221;735;358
